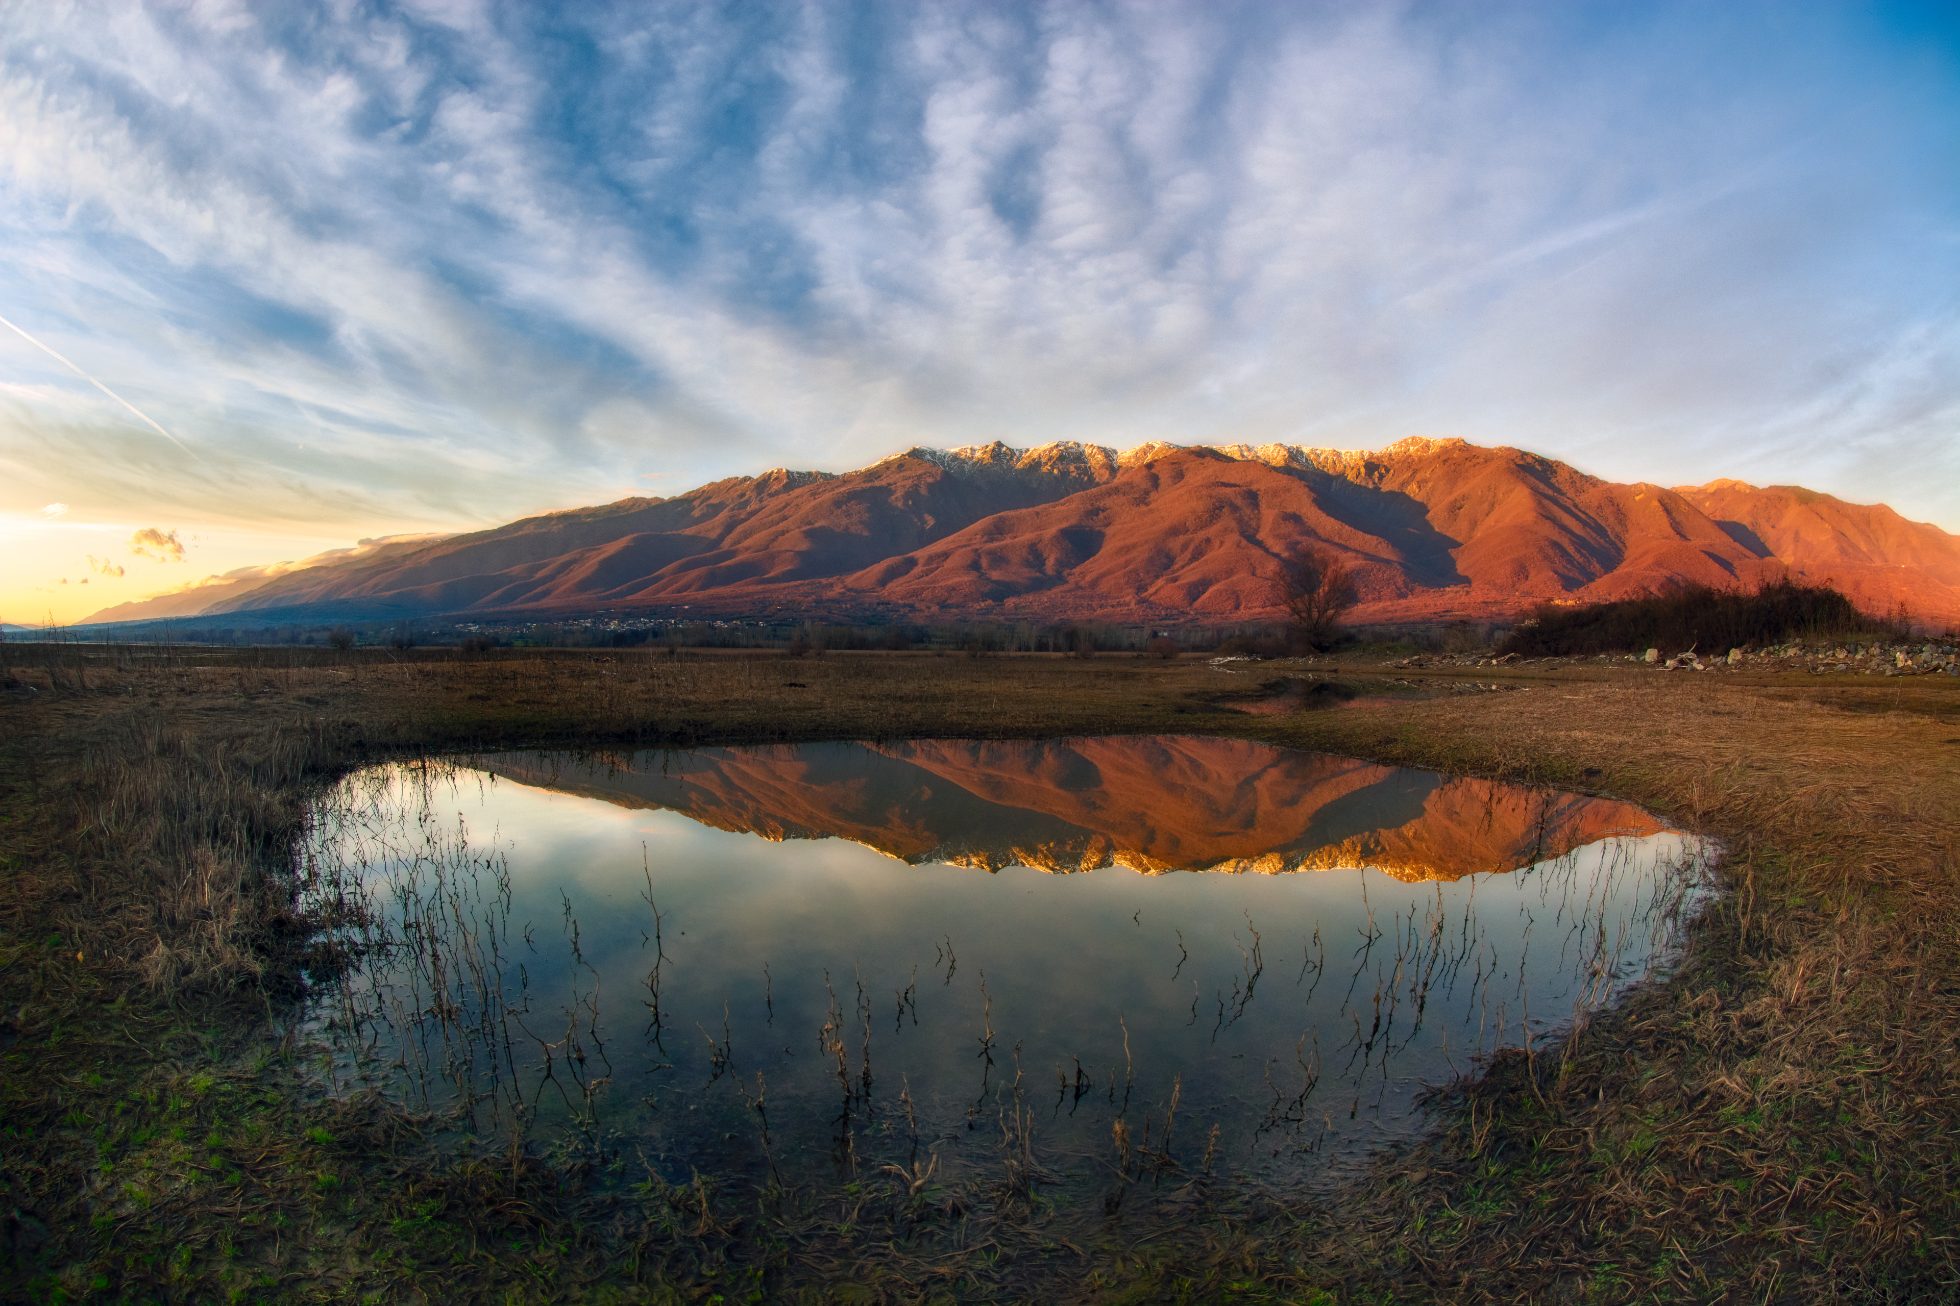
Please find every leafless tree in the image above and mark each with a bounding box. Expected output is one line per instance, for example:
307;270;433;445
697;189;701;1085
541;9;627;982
1273;544;1358;651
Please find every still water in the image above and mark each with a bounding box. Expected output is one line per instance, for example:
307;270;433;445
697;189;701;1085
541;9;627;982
299;736;1706;1195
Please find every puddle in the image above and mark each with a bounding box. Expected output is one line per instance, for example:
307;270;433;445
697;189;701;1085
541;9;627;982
299;735;1708;1199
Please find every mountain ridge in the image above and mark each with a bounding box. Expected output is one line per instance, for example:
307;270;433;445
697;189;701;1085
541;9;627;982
83;438;1960;628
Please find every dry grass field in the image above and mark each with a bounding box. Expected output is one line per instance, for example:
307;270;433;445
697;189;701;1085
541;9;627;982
1;644;1955;1302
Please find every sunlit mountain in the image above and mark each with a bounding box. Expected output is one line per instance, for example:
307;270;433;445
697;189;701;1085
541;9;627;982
86;438;1960;628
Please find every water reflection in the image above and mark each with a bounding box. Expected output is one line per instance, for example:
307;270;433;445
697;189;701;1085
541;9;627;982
298;735;1705;1200
479;737;1669;880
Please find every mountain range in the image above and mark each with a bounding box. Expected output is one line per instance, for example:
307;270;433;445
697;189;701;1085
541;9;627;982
85;437;1960;628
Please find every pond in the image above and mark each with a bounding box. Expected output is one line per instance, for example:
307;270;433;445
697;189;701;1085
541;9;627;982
297;735;1707;1201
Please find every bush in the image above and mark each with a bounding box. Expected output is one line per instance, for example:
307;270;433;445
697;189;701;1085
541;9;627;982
1499;579;1875;657
786;624;825;658
1214;630;1289;658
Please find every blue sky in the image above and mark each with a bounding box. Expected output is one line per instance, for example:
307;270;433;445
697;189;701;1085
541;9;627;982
1;0;1957;620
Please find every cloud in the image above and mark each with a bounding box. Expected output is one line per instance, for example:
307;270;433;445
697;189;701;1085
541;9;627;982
40;502;67;517
0;0;1953;538
86;555;125;578
130;527;186;561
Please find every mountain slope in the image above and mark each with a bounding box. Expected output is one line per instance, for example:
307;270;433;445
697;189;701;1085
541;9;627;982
81;534;452;623
83;438;1960;627
1675;481;1960;624
194;446;1114;619
845;440;1781;621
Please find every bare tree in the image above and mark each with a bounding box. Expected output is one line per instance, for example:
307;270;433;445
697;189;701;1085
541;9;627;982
1273;544;1358;651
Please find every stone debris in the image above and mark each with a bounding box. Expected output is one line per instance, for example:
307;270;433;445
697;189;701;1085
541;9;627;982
1696;639;1960;676
1379;639;1960;677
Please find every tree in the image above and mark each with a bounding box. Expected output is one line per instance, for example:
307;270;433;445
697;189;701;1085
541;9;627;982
1273;544;1358;651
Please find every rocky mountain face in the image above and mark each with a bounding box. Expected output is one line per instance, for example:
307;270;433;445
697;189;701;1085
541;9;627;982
87;438;1960;627
1673;481;1960;624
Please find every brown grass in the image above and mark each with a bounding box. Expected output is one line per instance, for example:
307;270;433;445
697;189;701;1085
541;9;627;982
1;642;1956;1301
1248;669;1960;1302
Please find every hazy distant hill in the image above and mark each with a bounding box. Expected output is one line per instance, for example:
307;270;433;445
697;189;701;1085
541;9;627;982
85;438;1960;628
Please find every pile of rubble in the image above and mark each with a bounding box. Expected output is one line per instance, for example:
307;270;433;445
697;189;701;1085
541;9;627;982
1382;652;1523;670
1635;640;1960;675
1380;639;1960;676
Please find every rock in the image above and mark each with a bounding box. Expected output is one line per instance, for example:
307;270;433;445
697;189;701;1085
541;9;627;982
1727;648;1743;665
1643;648;1660;664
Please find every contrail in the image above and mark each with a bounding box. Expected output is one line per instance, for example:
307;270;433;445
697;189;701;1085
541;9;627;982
0;309;197;458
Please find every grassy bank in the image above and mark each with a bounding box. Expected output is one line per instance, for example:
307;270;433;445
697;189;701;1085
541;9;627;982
1;646;1956;1301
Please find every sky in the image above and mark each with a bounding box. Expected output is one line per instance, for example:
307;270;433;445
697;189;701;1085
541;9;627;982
2;0;1957;624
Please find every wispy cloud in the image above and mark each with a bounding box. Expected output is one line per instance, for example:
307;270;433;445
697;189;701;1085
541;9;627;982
0;0;1953;541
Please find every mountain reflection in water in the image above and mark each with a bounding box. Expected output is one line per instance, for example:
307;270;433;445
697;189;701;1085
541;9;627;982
476;736;1668;881
299;735;1705;1205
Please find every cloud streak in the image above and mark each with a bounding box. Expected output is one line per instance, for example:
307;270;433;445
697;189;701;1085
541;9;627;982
0;310;195;458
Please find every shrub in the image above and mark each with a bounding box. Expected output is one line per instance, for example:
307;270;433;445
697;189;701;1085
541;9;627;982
1214;630;1289;658
1499;579;1875;657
